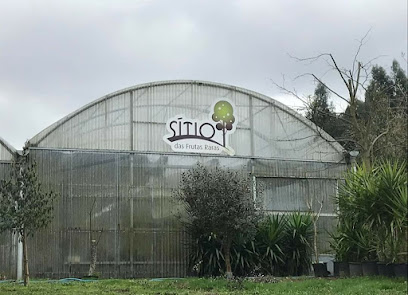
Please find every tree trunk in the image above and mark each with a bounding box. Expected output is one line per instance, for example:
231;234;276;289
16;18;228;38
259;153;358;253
22;228;29;286
222;122;226;147
313;221;319;264
361;149;371;170
223;238;233;279
88;240;97;276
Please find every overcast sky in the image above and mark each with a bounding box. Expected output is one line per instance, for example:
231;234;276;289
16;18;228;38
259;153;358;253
0;0;406;149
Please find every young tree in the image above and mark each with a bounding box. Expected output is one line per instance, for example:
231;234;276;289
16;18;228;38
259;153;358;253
174;163;260;279
0;156;56;286
305;196;323;265
87;197;103;277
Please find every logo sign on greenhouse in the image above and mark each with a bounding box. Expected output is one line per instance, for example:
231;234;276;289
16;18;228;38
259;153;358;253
163;99;237;156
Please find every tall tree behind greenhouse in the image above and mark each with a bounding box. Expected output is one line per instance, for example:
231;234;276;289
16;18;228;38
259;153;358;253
363;61;408;161
305;60;407;162
306;82;346;143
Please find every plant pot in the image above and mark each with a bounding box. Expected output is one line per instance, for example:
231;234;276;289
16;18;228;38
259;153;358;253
394;263;407;278
313;263;329;277
349;262;363;277
362;261;378;276
377;262;395;277
333;261;349;277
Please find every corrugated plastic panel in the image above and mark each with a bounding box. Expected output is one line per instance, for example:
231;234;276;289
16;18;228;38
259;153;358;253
0;138;15;162
25;148;346;278
35;93;131;151
252;97;341;161
28;81;344;162
259;177;337;214
0;162;15;279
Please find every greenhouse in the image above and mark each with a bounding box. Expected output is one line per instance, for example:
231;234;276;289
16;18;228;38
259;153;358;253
0;80;347;278
0;137;18;278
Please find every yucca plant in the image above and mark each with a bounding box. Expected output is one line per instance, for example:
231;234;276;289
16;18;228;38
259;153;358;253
231;233;258;276
329;221;353;262
254;214;287;275
354;225;378;262
330;217;376;262
392;185;408;263
335;160;407;263
376;161;407;262
189;232;260;277
336;163;378;261
336;164;376;225
188;232;224;277
284;212;313;276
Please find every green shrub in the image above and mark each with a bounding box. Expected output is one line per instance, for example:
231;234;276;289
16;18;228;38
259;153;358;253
254;214;286;275
333;160;407;263
175;164;260;278
283;212;313;275
231;234;258;276
188;212;314;277
189;232;224;277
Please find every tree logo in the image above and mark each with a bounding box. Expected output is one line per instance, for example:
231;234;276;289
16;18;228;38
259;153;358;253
212;100;236;148
163;99;237;155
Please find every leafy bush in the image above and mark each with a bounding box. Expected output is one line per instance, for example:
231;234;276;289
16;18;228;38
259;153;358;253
189;233;224;277
175;164;261;278
376;161;407;262
255;214;286;275
333;160;407;263
283;212;313;275
330;219;376;262
188;212;314;277
231;234;258;276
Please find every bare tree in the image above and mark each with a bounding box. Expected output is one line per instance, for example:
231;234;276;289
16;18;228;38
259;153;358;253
88;197;103;277
273;32;407;168
306;197;323;264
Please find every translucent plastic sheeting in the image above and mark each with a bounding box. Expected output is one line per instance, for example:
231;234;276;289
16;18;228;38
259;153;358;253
28;81;345;162
20;148;346;278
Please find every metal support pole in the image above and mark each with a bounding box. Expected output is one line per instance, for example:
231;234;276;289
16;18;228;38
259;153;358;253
115;154;120;277
129;155;134;276
130;91;134;151
249;96;255;157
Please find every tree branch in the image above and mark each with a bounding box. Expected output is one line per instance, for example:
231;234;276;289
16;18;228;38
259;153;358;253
294;73;350;103
368;130;389;155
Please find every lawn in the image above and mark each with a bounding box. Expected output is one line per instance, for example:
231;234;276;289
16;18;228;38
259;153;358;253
0;277;406;294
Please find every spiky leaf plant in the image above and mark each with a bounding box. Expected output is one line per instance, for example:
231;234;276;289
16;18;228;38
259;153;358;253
254;214;286;275
284;212;313;276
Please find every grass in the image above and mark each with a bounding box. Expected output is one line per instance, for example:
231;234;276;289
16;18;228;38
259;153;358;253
0;277;406;294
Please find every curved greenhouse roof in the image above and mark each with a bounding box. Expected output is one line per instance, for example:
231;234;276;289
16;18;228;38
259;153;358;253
0;137;16;161
28;80;345;162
